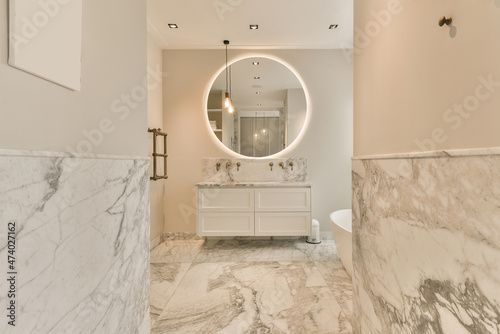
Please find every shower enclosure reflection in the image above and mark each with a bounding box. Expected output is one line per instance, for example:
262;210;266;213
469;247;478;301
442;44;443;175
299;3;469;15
240;113;280;157
207;57;307;157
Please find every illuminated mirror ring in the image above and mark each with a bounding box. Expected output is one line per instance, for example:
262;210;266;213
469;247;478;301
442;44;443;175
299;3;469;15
206;56;309;158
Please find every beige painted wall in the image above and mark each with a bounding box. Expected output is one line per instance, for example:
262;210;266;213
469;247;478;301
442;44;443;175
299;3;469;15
287;88;307;145
147;34;164;242
354;0;500;156
163;49;353;232
0;0;148;157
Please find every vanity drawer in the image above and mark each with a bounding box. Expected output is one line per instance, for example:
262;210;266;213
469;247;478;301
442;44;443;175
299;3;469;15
197;212;254;236
198;188;254;212
255;212;311;236
255;188;310;212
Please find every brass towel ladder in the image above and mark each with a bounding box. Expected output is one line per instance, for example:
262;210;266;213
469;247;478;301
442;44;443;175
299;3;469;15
148;128;168;181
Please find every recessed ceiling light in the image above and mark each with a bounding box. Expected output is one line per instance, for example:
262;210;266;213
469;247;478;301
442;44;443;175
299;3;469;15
256;92;261;94
329;24;339;29
254;76;260;79
257;104;262;106
250;24;258;30
168;23;178;28
252;62;259;65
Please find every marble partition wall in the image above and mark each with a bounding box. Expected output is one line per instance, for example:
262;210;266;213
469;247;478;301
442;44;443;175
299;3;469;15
202;158;307;182
0;149;150;334
352;148;500;334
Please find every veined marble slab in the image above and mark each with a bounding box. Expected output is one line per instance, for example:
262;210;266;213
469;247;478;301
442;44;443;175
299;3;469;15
152;261;351;334
150;234;162;250
0;148;146;160
352;152;500;334
353;146;500;160
316;260;354;327
149;237;354;332
150;262;192;327
151;239;205;263
196;181;312;188
0;151;150;333
202;158;307;183
160;232;205;241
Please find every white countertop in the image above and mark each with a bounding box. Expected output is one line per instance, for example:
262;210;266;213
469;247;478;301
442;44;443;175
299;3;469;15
196;181;312;188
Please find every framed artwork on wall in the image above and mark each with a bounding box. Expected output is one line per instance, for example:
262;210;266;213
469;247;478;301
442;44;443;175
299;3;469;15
8;0;83;91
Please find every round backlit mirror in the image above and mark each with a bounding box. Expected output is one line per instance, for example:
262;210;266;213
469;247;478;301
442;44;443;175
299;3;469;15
207;57;307;157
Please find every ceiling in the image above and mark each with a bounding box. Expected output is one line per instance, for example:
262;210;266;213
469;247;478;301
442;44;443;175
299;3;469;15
147;0;353;49
211;57;304;110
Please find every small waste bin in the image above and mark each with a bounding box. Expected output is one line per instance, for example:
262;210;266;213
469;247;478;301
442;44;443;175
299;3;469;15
306;219;321;244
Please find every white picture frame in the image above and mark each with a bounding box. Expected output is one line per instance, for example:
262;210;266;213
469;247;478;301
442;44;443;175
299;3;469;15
8;0;83;91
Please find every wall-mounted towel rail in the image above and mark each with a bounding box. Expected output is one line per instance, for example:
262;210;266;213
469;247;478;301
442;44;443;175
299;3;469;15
148;128;168;181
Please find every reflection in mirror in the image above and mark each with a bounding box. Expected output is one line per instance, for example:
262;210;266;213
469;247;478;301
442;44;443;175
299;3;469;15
207;57;306;157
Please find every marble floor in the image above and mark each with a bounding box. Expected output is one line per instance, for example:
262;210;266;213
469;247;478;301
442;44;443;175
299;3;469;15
150;234;353;334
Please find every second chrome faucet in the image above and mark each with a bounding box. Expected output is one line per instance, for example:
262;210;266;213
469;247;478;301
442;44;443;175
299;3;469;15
217;161;294;172
269;161;293;171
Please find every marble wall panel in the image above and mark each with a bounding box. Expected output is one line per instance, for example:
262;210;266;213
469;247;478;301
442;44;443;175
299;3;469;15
0;150;150;334
352;150;500;334
202;158;307;183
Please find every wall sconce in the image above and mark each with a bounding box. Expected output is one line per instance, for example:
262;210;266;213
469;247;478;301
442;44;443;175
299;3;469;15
438;16;452;27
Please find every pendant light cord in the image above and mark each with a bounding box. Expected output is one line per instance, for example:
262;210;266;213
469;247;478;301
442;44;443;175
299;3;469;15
225;43;228;93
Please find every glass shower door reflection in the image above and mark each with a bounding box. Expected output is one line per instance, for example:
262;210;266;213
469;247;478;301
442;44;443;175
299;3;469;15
240;117;280;157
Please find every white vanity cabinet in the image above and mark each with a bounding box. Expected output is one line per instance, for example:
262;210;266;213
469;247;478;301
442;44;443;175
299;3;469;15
196;184;311;237
197;188;255;236
254;188;311;236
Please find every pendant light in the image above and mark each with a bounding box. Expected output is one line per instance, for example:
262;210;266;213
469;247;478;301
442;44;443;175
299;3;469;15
253;112;259;140
223;40;234;113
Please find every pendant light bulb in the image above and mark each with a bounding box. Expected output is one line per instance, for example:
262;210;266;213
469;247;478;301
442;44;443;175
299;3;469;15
227;104;235;114
224;91;232;108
